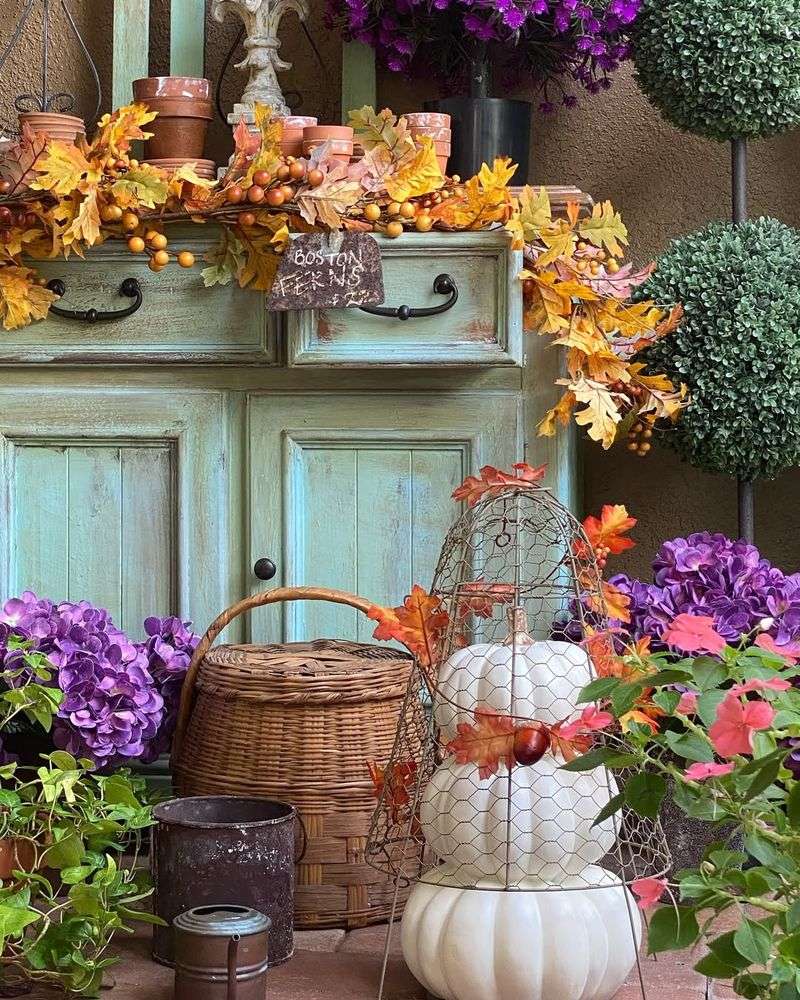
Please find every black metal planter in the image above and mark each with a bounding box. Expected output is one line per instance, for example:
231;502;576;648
152;796;296;968
425;96;532;183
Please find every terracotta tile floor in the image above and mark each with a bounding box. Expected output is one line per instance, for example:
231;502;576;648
24;922;730;1000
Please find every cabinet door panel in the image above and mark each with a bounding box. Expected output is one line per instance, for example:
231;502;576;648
0;389;228;639
248;392;521;643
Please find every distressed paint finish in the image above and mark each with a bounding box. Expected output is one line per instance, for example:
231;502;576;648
247;392;521;643
0;388;229;639
287;232;523;367
113;0;150;109
170;0;206;78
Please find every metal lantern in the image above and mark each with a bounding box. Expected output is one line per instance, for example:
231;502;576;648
0;0;101;132
366;484;671;1000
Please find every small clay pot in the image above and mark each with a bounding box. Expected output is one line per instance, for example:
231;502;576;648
0;838;36;880
303;125;354;142
406;112;450;128
437;154;449;174
280;126;306;157
280;115;317;128
133;76;211;101
145;157;217;179
409;125;451;141
302;138;353;163
144;96;213;160
19;111;84;143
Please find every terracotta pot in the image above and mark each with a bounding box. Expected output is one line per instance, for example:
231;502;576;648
19;111;84;143
302;138;353;163
133;76;211;101
409;125;452;142
303;125;354;142
406;112;450;128
145;157;217;179
280;115;317;128
144;97;213;160
280;127;306;157
437;154;449;174
0;838;36;880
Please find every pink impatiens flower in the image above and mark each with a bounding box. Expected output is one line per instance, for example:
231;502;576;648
662;613;726;655
730;677;791;697
558;704;613;740
631;877;668;910
683;761;735;781
709;693;774;757
754;633;800;665
676;690;699;715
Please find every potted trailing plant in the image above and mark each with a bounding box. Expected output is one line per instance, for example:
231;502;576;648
0;641;159;996
327;0;641;180
568;614;800;999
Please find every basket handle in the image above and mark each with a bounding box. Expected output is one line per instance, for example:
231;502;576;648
172;586;375;762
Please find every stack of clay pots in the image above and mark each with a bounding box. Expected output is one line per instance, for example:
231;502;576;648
302;124;353;163
133;77;215;178
280;115;317;158
406;112;451;174
18;111;84;144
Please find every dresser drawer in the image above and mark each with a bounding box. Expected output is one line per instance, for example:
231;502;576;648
9;229;278;365
286;231;523;367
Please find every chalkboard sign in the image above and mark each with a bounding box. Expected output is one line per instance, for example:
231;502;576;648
266;232;385;312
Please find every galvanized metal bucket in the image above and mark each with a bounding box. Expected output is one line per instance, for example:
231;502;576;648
152;796;295;967
174;905;271;1000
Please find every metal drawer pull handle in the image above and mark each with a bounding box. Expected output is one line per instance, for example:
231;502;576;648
359;272;458;321
46;277;143;324
253;558;278;581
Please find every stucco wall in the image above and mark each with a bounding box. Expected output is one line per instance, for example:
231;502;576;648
0;1;798;582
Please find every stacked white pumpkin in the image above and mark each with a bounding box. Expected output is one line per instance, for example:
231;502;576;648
401;616;642;1000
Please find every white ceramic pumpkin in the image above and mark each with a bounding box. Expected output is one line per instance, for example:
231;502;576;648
434;637;593;740
419;756;617;883
401;865;641;1000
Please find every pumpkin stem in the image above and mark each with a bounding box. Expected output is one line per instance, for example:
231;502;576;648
504;606;535;646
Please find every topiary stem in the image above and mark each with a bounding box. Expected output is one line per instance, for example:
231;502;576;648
731;137;755;542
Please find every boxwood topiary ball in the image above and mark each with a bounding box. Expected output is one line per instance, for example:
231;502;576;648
639;218;800;481
632;0;800;140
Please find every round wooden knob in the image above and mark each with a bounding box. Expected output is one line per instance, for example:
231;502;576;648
253;558;277;581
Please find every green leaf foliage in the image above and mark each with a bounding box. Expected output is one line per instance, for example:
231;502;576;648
647;905;699;954
632;0;800;141
640;218;800;481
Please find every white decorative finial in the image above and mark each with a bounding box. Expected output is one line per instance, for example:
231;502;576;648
212;0;310;118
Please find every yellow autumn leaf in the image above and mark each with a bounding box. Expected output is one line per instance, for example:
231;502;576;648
63;188;102;249
536;220;577;267
0;265;58;330
553;314;609;356
238;214;290;291
538;391;576;437
31;142;100;196
245;104;282;183
385;137;444;202
516;185;552;242
430;157;514;229
578;200;628;257
349;106;416;159
92;103;157;157
571;377;621;448
112;163;170;209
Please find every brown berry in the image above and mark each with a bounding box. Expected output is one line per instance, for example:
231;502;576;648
114;159;127;171
127;236;146;253
513;726;549;767
266;188;285;207
607;259;620;274
639;442;651;455
276;165;291;182
247;185;265;204
148;259;165;273
253;170;272;187
307;169;324;187
399;202;416;219
363;203;381;223
239;211;256;227
280;184;294;202
0;207;12;226
387;201;402;217
25;213;37;227
415;214;434;233
385;221;404;239
289;160;306;181
121;211;139;232
100;204;122;223
0;179;11;195
178;250;195;268
129;159;139;169
150;233;168;251
226;185;244;204
643;429;653;440
153;250;170;267
627;442;638;452
15;211;26;228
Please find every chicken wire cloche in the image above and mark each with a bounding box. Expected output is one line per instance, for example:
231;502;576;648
366;471;671;1000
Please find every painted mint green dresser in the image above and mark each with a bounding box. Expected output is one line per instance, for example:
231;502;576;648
0;227;576;643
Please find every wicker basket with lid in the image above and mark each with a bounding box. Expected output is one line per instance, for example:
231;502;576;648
172;586;419;929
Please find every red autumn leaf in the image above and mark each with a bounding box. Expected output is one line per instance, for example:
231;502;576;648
452;463;547;508
367;585;451;675
445;708;516;779
457;579;516;619
585;579;631;624
583;627;626;678
662;613;726;655
368;760;418;826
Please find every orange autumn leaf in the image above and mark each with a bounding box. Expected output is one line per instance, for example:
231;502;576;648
621;706;663;734
582;504;637;556
586;579;632;624
457;580;516;620
368;760;418;825
367;584;450;673
445;708;515;779
547;720;593;763
452;462;547;508
583;627;626;679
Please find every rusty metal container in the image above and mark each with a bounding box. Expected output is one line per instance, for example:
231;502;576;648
153;796;295;967
174;905;270;1000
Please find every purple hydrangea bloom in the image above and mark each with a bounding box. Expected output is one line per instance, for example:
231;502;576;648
0;593;199;769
